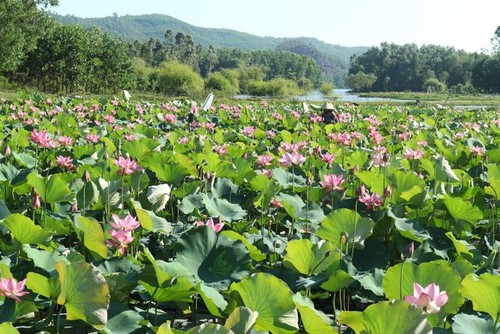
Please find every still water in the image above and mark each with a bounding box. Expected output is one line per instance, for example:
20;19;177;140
298;89;411;103
234;89;410;103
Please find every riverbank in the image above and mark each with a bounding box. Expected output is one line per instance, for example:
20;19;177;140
358;91;500;107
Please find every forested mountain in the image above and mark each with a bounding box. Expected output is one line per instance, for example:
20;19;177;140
52;13;368;86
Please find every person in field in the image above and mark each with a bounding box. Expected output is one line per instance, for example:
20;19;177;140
321;102;338;124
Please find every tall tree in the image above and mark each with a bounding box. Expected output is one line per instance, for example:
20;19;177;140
0;0;58;73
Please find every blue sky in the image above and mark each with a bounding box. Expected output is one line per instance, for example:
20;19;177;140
51;0;499;53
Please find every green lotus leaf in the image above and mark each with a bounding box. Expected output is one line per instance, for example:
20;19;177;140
202;193;247;222
355;170;387;195
345;151;369;170
142;152;192;185
196;282;228;318
485;164;500;199
173;153;199;177
12;152;37;168
229;273;299;333
103;303;144;334
387;209;431;242
283;239;340;276
272;168;307;189
434;155;460;182
2;213;52;245
122;137;156;160
442;195;483;224
253;178;281;208
460;273;500;320
201;152;236;179
56;261;110;328
146;183;171;212
317;208;374;250
0;298;16;324
451;259;474;279
221;230;266;262
142;247;176;287
321;270;354;293
339;300;431;334
224;306;259;334
0;322;19;334
133;201;173;233
382;260;464;326
452;313;500;334
178;194;205;214
232;157;257;184
446;232;482;264
76;181;99;210
26;272;60;299
141;278;194;303
293;293;338;334
0;164;18;183
176;227;251;290
388;171;427;206
27;172;73;204
77;216;108;260
355;268;386;296
23;246;69;273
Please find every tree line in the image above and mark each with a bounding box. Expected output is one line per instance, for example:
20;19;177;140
0;1;324;97
347;33;500;93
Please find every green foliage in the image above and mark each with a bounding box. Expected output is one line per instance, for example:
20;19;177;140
346;72;376;92
320;82;335;96
229;273;299;333
18;23;132;93
422;77;447;92
339;300;431;334
205;72;239;96
155;60;204;97
349;43;481;92
0;0;57;73
56;261;110;328
459;273;500;320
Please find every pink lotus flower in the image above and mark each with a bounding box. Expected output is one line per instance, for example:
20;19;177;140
320;152;335;166
30;129;50;148
86;133;100;143
0;277;29;302
242;126;255;137
372;152;390;167
470;146;485;156
279;152;306;167
165;113;177;124
257;154;273;167
57;156;73;170
358;185;383;210
106;229;134;255
320;174;344;192
58;136;73;146
114;156;141;176
110;214;140;232
403;147;424;160
404;282;448;314
195;217;224;233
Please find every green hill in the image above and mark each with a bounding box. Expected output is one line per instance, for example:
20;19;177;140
52;13;368;86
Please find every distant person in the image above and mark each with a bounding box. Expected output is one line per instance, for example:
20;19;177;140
321;102;338;124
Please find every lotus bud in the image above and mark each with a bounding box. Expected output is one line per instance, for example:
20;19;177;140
404;241;415;259
32;193;41;210
82;170;91;183
349;165;360;175
4;145;11;156
383;185;392;198
340;231;348;244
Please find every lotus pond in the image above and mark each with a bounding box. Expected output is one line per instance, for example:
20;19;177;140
0;95;498;333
